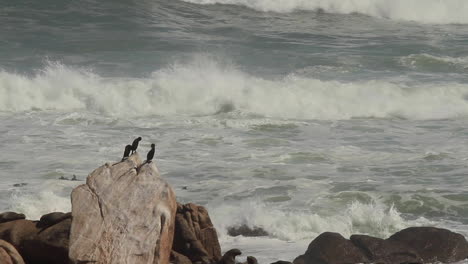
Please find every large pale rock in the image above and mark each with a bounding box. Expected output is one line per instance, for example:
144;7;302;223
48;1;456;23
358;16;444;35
0;239;25;264
69;154;177;264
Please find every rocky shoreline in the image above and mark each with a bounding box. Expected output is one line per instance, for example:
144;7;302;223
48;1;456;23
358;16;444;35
0;154;467;264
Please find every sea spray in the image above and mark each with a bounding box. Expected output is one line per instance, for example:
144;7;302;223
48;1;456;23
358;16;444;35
209;200;432;242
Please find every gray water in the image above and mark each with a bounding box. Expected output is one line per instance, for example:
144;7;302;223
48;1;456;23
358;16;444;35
1;0;468;262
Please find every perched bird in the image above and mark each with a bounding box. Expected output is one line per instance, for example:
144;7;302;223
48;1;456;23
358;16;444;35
146;144;155;163
122;144;132;161
131;137;142;154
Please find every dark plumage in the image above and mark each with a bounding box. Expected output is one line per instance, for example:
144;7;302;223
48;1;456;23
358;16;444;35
122;145;132;161
131;137;142;154
146;144;155;163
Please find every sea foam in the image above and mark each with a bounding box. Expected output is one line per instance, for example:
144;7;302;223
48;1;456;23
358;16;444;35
181;0;468;24
210;200;432;241
2;59;468;120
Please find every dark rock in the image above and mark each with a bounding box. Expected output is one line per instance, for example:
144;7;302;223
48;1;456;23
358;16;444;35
173;203;222;264
246;256;258;264
301;232;369;264
0;219;71;264
171;250;193;264
388;227;468;263
38;212;71;228
350;234;422;264
292;255;305;264
219;249;241;264
270;261;291;264
0;212;25;224
12;183;27;187
227;225;269;237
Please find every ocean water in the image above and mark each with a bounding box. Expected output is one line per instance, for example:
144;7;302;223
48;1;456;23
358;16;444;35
1;0;468;263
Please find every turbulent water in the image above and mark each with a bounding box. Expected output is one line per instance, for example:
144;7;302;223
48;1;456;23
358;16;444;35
1;0;468;262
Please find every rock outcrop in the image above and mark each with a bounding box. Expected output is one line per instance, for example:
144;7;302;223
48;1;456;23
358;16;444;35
0;217;70;264
0;212;25;224
295;227;468;264
297;232;369;264
172;203;222;264
0;239;25;264
69;154;177;264
350;234;422;264
388;227;468;263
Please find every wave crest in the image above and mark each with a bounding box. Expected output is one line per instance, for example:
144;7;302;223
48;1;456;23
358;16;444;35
2;59;468;120
182;0;468;24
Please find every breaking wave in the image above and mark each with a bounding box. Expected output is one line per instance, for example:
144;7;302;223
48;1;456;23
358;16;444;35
2;59;468;120
210;200;432;241
182;0;468;24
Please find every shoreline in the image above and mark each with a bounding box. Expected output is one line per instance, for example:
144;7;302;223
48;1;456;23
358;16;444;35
0;153;467;264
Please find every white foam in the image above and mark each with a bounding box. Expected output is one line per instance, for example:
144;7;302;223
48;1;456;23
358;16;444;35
400;53;468;70
182;0;468;24
6;180;74;220
210;200;432;242
2;58;468;120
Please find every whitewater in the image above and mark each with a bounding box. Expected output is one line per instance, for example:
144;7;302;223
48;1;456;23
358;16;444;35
1;0;468;263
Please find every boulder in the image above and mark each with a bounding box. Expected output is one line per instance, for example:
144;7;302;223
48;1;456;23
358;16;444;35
171;251;192;264
218;249;241;264
38;212;71;228
172;203;221;263
0;218;70;264
69;153;177;264
0;239;25;264
350;234;422;264
245;256;258;264
300;232;369;264
0;212;25;224
388;227;468;263
227;225;268;237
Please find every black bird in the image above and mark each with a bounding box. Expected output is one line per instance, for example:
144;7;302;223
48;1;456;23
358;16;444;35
146;144;155;163
122;145;132;161
131;137;142;154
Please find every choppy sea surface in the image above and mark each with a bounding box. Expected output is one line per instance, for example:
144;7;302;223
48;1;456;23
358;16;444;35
1;0;468;262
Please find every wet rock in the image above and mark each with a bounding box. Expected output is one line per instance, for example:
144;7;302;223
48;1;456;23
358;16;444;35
173;203;222;264
227;225;268;237
245;256;258;264
0;219;71;264
388;227;468;263
300;232;369;264
0;212;25;224
270;261;291;264
0;239;25;264
171;250;193;264
292;254;305;264
38;212;71;228
350;234;422;264
69;153;177;264
218;249;241;264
